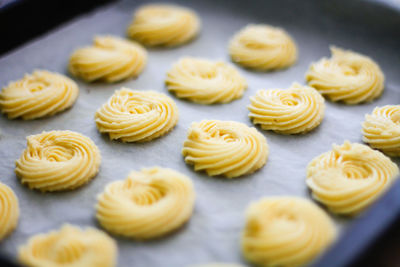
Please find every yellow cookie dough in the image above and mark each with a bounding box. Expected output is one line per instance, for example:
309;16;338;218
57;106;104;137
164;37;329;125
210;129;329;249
0;70;78;120
166;57;247;104
182;120;268;178
127;4;200;47
15;130;101;192
307;141;399;215
241;197;336;267
18;224;117;267
96;167;195;239
0;182;19;240
248;83;325;134
69;35;147;83
229;24;297;71
95;88;179;142
362;105;400;156
306;46;384;104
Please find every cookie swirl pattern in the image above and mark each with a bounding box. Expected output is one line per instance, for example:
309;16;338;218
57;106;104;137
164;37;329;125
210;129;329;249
241;197;336;267
69;36;147;83
182;120;268;178
96;167;195;239
229;24;297;71
362;105;400;156
248;83;325;134
95;88;179;142
166;57;247;104
0;70;78;120
18;224;117;267
127;4;200;47
307;141;399;215
0;182;19;240
15;130;101;192
305;46;384;104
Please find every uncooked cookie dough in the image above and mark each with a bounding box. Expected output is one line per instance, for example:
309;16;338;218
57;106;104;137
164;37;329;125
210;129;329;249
248;83;325;134
307;141;399;215
306;46;384;104
15;130;101;192
241;197;336;267
69;35;147;83
96;167;195;239
229;24;297;71
95;88;179;142
127;4;200;47
0;70;78;120
166;57;247;104
0;182;19;240
182;120;268;178
18;224;117;267
362;105;400;156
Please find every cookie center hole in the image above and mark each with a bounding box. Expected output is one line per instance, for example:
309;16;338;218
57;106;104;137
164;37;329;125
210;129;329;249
132;185;166;206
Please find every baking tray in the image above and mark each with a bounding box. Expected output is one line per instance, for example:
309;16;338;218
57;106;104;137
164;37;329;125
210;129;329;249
0;0;399;266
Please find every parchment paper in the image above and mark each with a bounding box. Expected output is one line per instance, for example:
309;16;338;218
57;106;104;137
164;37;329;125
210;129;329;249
0;0;399;266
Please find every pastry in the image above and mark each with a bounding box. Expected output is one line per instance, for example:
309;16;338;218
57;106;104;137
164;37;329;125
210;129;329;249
248;83;325;134
18;224;117;267
127;4;200;47
0;182;19;240
69;36;147;83
15;130;101;192
95;88;179;142
0;70;78;120
182;120;268;178
166;57;247;104
96;167;195;239
229;24;297;71
306;46;384;104
241;197;336;267
362;105;400;156
307;141;399;215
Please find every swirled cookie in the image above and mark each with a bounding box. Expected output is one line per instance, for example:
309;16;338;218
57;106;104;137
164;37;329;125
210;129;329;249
0;70;78;120
96;167;195;239
127;4;200;47
182;120;268;178
362;105;400;156
69;36;147;83
307;141;399;215
229;24;297;71
15;130;101;192
241;197;336;267
305;46;384;104
248;83;325;134
166;57;247;104
18;224;117;267
95;88;179;142
0;182;19;240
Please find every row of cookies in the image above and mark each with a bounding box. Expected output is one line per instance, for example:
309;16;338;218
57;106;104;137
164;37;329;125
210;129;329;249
0;2;395;264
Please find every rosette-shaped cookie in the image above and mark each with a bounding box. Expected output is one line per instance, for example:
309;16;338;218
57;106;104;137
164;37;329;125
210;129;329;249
166;57;247;104
305;46;384;104
127;4;200;47
18;224;117;267
0;182;19;240
96;167;195;239
15;130;101;192
69;36;147;83
307;141;399;215
228;24;297;71
0;70;78;120
248;83;325;134
362;105;400;156
95;88;179;142
241;197;336;267
182;120;268;178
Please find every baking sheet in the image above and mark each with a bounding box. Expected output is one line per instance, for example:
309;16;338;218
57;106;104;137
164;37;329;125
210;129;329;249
0;0;399;266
